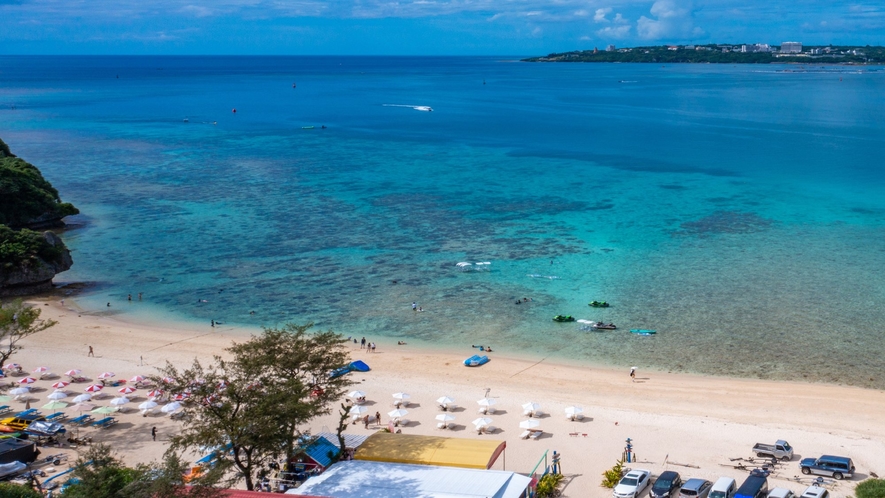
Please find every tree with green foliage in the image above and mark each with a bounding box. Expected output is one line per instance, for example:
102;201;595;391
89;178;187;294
856;478;885;498
157;323;352;490
0;299;56;370
0;482;42;498
601;458;626;488
0;145;79;227
62;445;222;498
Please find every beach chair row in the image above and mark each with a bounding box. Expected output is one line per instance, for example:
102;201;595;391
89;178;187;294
0;405;11;416
67;415;117;428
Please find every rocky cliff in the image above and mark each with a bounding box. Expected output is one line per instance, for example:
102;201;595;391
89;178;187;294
0;230;73;296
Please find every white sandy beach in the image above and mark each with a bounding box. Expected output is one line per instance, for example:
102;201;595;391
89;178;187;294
10;298;885;497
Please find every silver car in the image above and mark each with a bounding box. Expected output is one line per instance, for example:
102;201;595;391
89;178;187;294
680;479;713;498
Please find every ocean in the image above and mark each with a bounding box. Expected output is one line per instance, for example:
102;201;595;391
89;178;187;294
2;56;884;388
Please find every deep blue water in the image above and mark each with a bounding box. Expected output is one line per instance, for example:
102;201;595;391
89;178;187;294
2;56;884;387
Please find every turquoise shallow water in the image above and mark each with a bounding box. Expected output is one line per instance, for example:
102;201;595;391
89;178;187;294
1;56;884;388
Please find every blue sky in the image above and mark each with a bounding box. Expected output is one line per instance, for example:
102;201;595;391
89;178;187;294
1;0;883;55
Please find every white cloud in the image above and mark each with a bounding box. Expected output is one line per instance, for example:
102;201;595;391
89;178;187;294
636;0;701;40
594;7;612;22
597;24;631;38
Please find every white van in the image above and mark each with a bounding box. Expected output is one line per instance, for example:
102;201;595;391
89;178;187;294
709;477;737;498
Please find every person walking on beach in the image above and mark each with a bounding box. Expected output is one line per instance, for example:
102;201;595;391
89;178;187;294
151;426;157;441
630;366;636;382
375;411;381;426
360;337;366;349
88;346;94;357
371;343;376;353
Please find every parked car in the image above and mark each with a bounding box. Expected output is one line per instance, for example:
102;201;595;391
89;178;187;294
612;469;651;498
799;455;855;480
752;440;794;461
650;471;683;498
767;488;795;498
799;486;829;498
710;477;737;498
679;479;713;498
735;473;768;498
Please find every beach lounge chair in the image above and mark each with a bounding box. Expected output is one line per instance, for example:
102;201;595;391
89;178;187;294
484;425;497;434
15;409;37;417
529;430;542;440
45;412;67;422
0;406;10;416
437;422;447;429
92;417;118;429
69;414;93;425
520;430;531;439
532;410;545;418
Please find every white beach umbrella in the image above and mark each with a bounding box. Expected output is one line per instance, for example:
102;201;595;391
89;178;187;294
436;396;455;405
349;405;367;416
139;400;158;411
522;402;540;412
472;417;493;428
47;391;68;400
348;390;366;399
161;401;182;414
97;372;115;379
435;414;455;423
519;419;541;430
387;408;409;419
477;398;496;407
392;392;411;401
565;406;584;416
71;402;96;413
110;397;130;407
10;387;30;396
72;393;92;403
32;366;51;376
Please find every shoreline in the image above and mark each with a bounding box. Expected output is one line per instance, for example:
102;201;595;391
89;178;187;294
10;297;885;496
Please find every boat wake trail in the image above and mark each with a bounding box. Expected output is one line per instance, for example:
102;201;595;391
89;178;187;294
382;104;433;112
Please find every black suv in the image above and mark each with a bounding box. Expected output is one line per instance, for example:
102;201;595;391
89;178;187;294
651;471;683;498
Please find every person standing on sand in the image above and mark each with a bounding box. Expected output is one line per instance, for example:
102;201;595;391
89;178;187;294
375;411;381;425
151;426;157;441
630;367;636;382
371;343;376;353
88;346;94;357
361;337;366;349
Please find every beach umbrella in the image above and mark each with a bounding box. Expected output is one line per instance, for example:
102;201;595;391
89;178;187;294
522;402;540;413
349;405;367;416
392;392;410;401
161;377;176;384
47;391;68;400
110;397;130;407
84;384;103;393
97;372;115;379
19;377;37;385
51;381;70;389
477;398;497;407
10;387;30;396
161;401;182;414
472;417;493;428
565;406;584;416
436;396;455;405
0;395;9;403
71;402;96;412
3;363;21;372
129;375;145;383
32;366;51;376
138;400;158;411
387;408;409;419
147;389;163;398
435;414;455;423
72;393;92;403
92;406;116;414
118;386;137;395
348;390;366;399
64;369;81;378
172;393;191;401
42;401;68;410
519;419;541;430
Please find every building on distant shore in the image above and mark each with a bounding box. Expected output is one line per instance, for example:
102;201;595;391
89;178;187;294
741;44;771;53
606;45;616;52
781;42;802;53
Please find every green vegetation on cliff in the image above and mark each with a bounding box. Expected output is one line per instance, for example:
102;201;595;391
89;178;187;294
0;225;65;269
524;45;885;64
0;137;79;228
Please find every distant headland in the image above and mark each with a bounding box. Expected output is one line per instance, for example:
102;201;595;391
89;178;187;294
524;43;885;64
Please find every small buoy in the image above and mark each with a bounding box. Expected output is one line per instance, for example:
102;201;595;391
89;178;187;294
232;108;237;113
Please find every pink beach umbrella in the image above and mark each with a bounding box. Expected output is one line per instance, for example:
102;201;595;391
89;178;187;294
33;366;51;375
3;364;22;373
129;375;145;384
161;377;176;384
51;381;70;389
65;369;82;378
172;392;191;402
147;389;163;398
19;377;37;385
84;384;104;393
97;372;115;379
118;386;137;395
